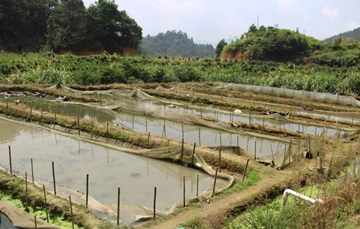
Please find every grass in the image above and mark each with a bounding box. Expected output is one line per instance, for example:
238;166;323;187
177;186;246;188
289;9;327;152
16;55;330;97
224;169;260;194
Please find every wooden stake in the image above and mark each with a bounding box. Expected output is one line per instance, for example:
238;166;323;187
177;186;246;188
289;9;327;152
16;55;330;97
242;159;250;182
196;174;199;196
117;187;120;226
52;162;56;195
31;158;34;184
183;176;186;207
147;132;151;148
86;174;89;208
212;168;218;196
153;187;157;220
43;185;49;223
219;147;222;172
34;216;37;229
69;196;74;229
192;143;196;168
8;146;12;174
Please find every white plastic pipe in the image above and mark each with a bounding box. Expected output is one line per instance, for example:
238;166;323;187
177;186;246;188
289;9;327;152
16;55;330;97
281;189;324;211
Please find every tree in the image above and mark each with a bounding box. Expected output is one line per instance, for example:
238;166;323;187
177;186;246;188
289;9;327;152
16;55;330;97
333;37;342;50
215;39;228;58
85;0;142;53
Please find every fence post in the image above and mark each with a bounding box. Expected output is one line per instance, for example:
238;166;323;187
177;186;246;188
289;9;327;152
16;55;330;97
43;185;49;223
117;187;120;226
69;196;74;229
8;146;12;174
219;147;222;172
52;162;56;195
153;187;157;220
86;174;89;208
212;168;219;196
242;159;250;182
183;176;186;207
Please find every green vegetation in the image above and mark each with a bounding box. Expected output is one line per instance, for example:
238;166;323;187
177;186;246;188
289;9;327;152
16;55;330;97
325;27;360;42
0;189;82;229
140;30;215;58
0;0;142;53
215;39;228;58
222;25;360;67
1;52;360;96
224;169;260;194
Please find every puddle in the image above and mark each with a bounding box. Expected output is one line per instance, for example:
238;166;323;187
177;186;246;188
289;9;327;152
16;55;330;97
0;119;224;224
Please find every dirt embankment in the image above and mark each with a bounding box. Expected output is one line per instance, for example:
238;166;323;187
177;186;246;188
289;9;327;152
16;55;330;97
220;51;247;61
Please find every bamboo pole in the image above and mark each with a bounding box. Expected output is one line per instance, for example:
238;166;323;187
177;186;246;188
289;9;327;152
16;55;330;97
242;159;250;182
86;174;89;208
153;187;157;220
69;196;74;229
117;187;120;225
219;147;222;172
52;162;56;195
43;185;49;223
8;146;12;174
212;168;219;196
183;176;186;207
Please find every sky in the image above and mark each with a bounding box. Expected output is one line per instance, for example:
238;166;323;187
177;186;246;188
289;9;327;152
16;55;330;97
83;0;360;46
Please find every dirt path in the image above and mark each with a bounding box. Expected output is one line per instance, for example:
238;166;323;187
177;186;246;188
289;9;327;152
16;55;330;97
142;168;291;229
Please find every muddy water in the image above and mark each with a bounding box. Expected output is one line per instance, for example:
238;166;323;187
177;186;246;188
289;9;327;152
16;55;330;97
2;98;296;160
134;99;345;137
0;119;223;224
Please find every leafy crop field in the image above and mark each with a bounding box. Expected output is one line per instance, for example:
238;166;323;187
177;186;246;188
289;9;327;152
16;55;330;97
1;52;360;95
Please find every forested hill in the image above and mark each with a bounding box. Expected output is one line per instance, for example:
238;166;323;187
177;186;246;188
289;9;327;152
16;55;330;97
140;31;215;58
0;0;142;54
324;27;360;42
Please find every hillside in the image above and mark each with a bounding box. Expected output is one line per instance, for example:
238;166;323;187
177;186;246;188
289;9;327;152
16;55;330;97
324;27;360;42
221;25;360;66
140;30;215;58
